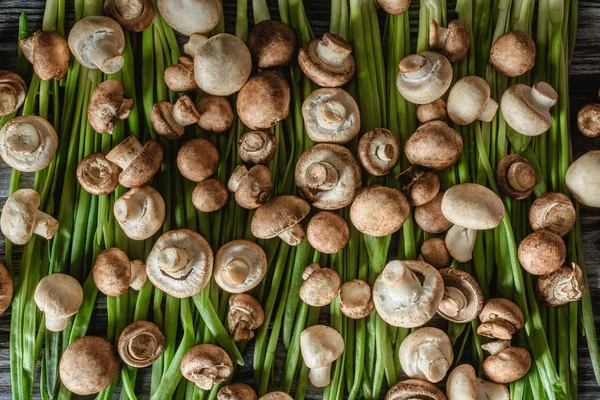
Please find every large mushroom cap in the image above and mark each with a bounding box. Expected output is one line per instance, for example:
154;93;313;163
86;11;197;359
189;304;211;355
437;268;483;323
446;76;498;125
114;186;165;240
529;192;576;237
565;150;600;208
104;0;154;32
0;70;26;117
295;143;362;210
536;262;584;306
399;327;453;383
396;52;453;104
490;30;536;77
500;82;558;136
228;165;272;209
1;188;59;245
146;229;213;298
181;344;233;390
20;30;70;80
118;321;165;368
298;33;355;87
299;264;341;307
357;128;401;176
404;121;463;170
218;383;258;400
385;379;447;400
302;88;360;144
68;16;125;74
76;153;120;195
34;273;83;332
306;211;350;254
88;80;133;134
477;298;524;340
157;0;221;35
482;341;531;383
237;72;290;130
300;325;344;387
92;247;133;296
0;115;58;172
414;192;452;234
518;230;566;275
238;130;277;165
441;183;505;230
228;293;265;342
247;20;296;69
177;138;220;183
214;240;267;293
446;364;509;400
192;179;228;213
106;135;163;188
251;196;310;246
338;279;374;319
578;103;600;138
0;264;12;315
429;20;470;63
197;95;234;133
350;185;410;237
496;154;536;200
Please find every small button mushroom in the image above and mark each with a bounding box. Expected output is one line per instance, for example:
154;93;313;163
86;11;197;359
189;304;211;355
482;340;531;384
68;16;125;74
238;130;277;165
437;268;483;323
496;154;536;199
151;96;200;140
88;80;134;134
397;165;440;206
477;298;524;340
417;98;447;124
518;230;566;275
181;344;233;390
237;72;291;130
194;33;252;96
429;20;470;62
578;103;600;138
446;364;509;400
385;379;446;400
357;128;401;176
59;336;120;395
306;211;350;254
105;135;163;188
247;20;296;69
228;293;265;342
177;138;220;183
34;273;83;331
164;57;198;93
396;52;453;105
338;279;374;319
114;185;165;240
296;144;362;210
218;383;258;400
529;192;576;237
0;115;58;172
1;189;59;245
105;0;153;31
214;240;267;293
565;150;600;208
184;34;209;58
447;76;498;125
158;0;221;35
350;185;410;237
377;0;411;16
414;192;452;234
228;165;272;209
404;121;463;170
298;33;355;88
251;195;310;246
490;30;536;77
302;88;360;144
399;327;453;383
500;82;558;136
92;248;147;296
146;229;213;298
300;325;344;387
192;179;228;213
259;392;293;400
0;264;13;315
420;238;452;268
76;155;119;196
536;262;584;306
0;71;26;117
197;95;234;133
118;321;165;368
373;260;444;328
20;30;70;80
299;263;341;307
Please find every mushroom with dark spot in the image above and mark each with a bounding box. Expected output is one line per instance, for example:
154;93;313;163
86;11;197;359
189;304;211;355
105;135;163;188
306;211;349;254
397;165;440;206
536;262;584;306
385;379;446;400
197;95;234;133
247;20;296;69
214;240;267;293
181;344;233;390
237;72;290;130
228;165;272;209
302;88;360;144
0;71;26;117
118;321;165;368
88;80;134;134
251;196;310;246
357;128;401;176
396;52;453;104
420;238;452;268
92;247;147;296
578;103;600;138
414;192;452;234
20;30;70;80
482;340;531;384
477;298;524;340
417;98;447;124
177;138;220;182
34;273;83;331
0;115;58;172
298;33;355;87
238;130;277;164
259;392;293;400
218;383;258;400
0;264;12;315
350;185;410;237
228;293;265;342
104;0;154;32
114;186;165;240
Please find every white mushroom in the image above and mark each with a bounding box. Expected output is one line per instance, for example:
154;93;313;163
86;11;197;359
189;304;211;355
1;189;59;245
302;88;360;144
34;273;83;331
214;240;267;293
114;185;165;240
500;82;558;136
299;263;341;307
446;76;498;125
565;150;600;208
446;364;509;400
399;327;453;383
300;325;344;387
0;115;58;172
157;0;222;36
396;52;453;104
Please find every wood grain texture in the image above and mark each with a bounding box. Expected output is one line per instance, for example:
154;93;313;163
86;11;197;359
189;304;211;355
0;1;599;399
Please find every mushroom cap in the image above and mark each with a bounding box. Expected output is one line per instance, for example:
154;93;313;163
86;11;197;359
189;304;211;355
397;166;440;206
181;344;233;390
164;57;198;93
446;364;477;400
238;130;277;164
194;33;252;96
0;115;58;172
496;154;536;200
247;20;296;69
106;136;163;188
0;263;13;315
500;82;558;136
396;52;453;104
146;229;213;298
385;379;447;400
237;72;291;130
59;336;120;395
177;138;220;183
92;247;132;296
259;392;293;400
399;327;453;383
118;321;165;368
404;121;463;170
350;185;410;237
338;279;374;319
306;211;350;254
20;30;70;80
68;16;125;74
298;34;355;87
518;230;566;275
441;183;505;230
300;325;344;369
295;143;362;210
34;273;83;331
429;20;470;62
228;293;265;342
565;150;600;208
229;165;272;209
478;298;524;340
157;0;221;35
104;0;154;32
214;240;267;293
414;192;452;234
446;76;497;125
437;268;483;323
299;264;341;307
114;186;165;240
536;262;584;306
490;30;536;77
377;0;411;16
151;96;200;140
420;238;452;269
578;103;600;138
76;153;120;195
302;88;360;144
251;195;310;240
482;345;531;383
417;98;447;124
0;71;26;118
197;95;234;133
218;383;258;400
1;188;58;245
357;128;401;176
88;80;132;134
192;179;228;213
529;192;576;237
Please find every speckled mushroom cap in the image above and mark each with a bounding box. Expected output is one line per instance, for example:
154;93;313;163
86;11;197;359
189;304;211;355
490;30;536;77
373;260;444;328
214;240;267;293
482;342;531;384
437;268;483;323
500;82;558;136
350;185;410;237
0;71;26;117
77;153;120;195
338;279;374;319
477;298;524;341
1;188;59;245
299;264;341;307
181;344;233;390
218;383;258;400
577;103;600;138
529;192;576;237
68;16;125;74
247;20;296;69
420;238;452;269
259;392;293;400
385;379;447;400
397;165;440;206
441;183;505;230
192;179;228;213
0;264;12;315
88;80;133;134
295;144;361;210
298;33;355;87
404;121;463;170
20;30;70;80
306;211;350;254
518;230;566;275
104;0;154;32
114;186;165;240
59;336;120;395
197;95;234;133
357;128;401;176
237;72;291;130
399;327;453;383
118;321;165;368
251;196;310;246
300;325;345;387
565;150;600;208
238;130;277;164
228;165;272;209
164;57;197;93
377;0;411;15
417;98;447;124
92;247;133;296
447;364;510;400
447;76;498;125
536;262;584;307
496;154;536;200
228;293;265;342
302;88;360;144
414;192;453;234
177;138;220;183
146;229;213;298
34;273;83;332
396;51;453;105
429;20;470;62
157;0;221;35
106;135;163;188
0;115;58;172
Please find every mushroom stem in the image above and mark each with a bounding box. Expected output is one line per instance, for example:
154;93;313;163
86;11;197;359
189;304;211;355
478;98;499;123
430;23;448;48
227;165;248;193
530;82;558;109
308;365;332;388
438;287;468;317
45;315;69;332
315;34;352;68
399;54;432;80
106;136;143;170
158;246;190;274
482;340;511;356
445;225;477;263
317;100;348;128
278;223;306;246
376;144;394;162
381;261;423;304
417;345;450;382
224;258;251;285
508;162;536;191
305;162;339;191
116;98;134;119
32;209;59;239
89;41;125;73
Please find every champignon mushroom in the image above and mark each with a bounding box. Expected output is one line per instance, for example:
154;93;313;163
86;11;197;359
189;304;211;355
259;392;293;400
446;364;510;400
0;115;58;172
181;344;233;390
350;185;410;237
496;154;536;199
357;128;401;176
237;72;290;130
437;268;483;323
251;196;310;246
218;383;258;400
429;20;470;62
536;262;584;306
92;247;147;296
578;103;600;138
385;379;447;400
417;98;447;124
298;33;355;87
184;34;209;58
414;192;452;234
228;293;265;342
88;80;134;134
296;144;362;210
299;263;341;307
20;30;70;80
192;179;228;213
238;130;277;164
214;240;267;293
302;88;360;144
518;230;566;275
441;184;505;262
34;273;83;331
300;325;344;387
396;52;453;104
399;327;453;383
177;138;220;182
118;321;165;368
1;189;59;245
0;71;26;117
529;192;576;236
565;150;600;208
397;165;440;206
151;96;200;140
338;279;374;319
197;95;234;133
104;0;154;32
490;30;536;77
68;16;125;74
114;185;165;240
404;121;463;170
59;336;120;395
105;135;163;188
446;76;498;125
164;57;198;93
306;211;350;254
373;260;444;327
0;264;12;315
158;0;221;35
477;298;524;340
482;341;531;383
227;165;272;209
420;238;452;268
247;20;296;69
500;82;558;136
146;229;213;298
194;33;252;96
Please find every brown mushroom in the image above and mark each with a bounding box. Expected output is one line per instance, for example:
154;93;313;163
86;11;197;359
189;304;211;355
76;153;120;195
437;268;483;323
106;135;162;188
350;185;410;237
302;88;360;144
536;262;584;306
417;98;447;124
228;165;272;209
377;0;411;16
299;263;341;307
399;327;453;383
68;16;125;74
429;20;470;62
529;192;576;237
578;103;600;138
237;72;290;130
0;71;26;117
88;80;133;134
238;130;277;164
396;52;453;104
181;344;233;390
228;293;265;342
385;379;446;400
490;30;536;77
247;20;296;69
405;121;463;170
477;298;524;340
414;192;452;234
218;383;258;400
298;33;355;87
496;154;536;199
192;179;228;213
357;128;401;176
118;321;165;368
34;273;83;331
518;230;566;275
92;247;147;296
1;189;59;245
197;95;234;133
151;96;200;140
482;341;531;383
420;238;452;268
20;30;70;80
251;196;310;246
397;165;440;206
0;264;12;315
306;211;350;254
177;138;220;182
164;57;198;93
338;279;374;319
0;115;58;172
114;186;165;240
104;0;154;32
